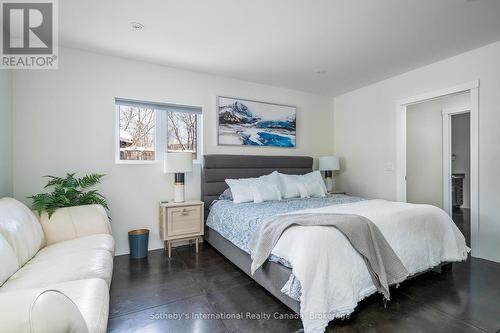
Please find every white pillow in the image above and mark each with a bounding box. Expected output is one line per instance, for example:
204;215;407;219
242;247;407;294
278;173;309;199
259;171;283;193
251;182;282;203
225;178;255;203
278;171;326;198
298;171;327;197
225;172;283;204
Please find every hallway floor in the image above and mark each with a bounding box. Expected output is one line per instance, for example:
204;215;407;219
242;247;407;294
453;208;470;246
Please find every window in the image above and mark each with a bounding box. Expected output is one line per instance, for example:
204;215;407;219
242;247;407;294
115;98;202;163
117;105;156;161
167;112;198;160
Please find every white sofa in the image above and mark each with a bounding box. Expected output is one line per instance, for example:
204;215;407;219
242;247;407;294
0;197;115;333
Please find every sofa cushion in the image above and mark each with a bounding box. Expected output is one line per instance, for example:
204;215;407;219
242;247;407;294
37;204;111;246
1;249;113;291
35;234;115;260
0;198;45;267
49;279;110;333
0;234;19;286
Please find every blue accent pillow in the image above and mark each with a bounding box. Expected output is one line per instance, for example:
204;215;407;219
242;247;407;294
218;188;233;201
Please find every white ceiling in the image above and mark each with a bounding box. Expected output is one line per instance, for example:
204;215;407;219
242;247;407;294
60;0;500;96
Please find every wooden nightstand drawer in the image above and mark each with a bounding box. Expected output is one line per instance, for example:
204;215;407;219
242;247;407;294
167;205;203;237
160;200;204;258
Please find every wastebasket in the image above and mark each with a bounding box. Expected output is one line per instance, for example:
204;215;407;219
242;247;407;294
128;229;149;259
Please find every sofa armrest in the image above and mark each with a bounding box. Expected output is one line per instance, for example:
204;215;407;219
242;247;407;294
36;205;112;246
0;288;89;333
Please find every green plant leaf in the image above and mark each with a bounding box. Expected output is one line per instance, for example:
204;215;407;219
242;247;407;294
44;175;64;188
78;174;105;189
29;173;109;220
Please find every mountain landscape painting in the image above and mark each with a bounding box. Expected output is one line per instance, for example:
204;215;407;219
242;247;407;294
218;97;296;147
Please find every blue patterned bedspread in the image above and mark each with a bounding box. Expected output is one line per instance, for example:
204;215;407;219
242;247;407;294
206;194;364;254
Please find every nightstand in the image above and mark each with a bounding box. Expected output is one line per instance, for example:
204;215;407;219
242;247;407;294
159;200;204;258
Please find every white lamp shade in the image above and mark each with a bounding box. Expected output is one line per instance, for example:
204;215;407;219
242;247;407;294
319;156;340;171
164;152;193;173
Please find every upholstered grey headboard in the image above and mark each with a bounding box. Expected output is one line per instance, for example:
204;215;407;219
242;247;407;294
201;154;313;214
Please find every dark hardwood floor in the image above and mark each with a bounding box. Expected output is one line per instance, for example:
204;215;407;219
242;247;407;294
108;242;500;333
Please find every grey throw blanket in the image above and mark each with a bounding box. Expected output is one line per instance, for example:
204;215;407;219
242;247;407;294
249;213;409;300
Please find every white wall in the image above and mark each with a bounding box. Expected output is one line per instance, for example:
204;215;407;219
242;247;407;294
12;47;334;255
406;93;469;208
334;40;500;263
0;70;12;197
452;113;471;209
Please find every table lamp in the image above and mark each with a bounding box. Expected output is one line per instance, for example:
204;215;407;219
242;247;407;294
165;152;193;202
319;156;340;193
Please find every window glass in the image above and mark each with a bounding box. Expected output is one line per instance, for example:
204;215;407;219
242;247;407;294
118;105;156;161
167;112;197;160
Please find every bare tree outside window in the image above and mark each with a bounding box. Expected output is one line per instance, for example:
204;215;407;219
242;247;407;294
118;106;156;160
167;112;197;160
116;101;200;163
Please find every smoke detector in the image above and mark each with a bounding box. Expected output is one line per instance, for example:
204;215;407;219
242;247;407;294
130;22;144;31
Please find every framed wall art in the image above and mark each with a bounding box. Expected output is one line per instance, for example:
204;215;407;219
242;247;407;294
217;96;296;148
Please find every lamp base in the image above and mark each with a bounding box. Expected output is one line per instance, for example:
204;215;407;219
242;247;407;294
325;177;335;193
173;184;185;203
173;172;185;203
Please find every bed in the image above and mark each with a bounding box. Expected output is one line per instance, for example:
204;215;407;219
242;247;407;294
201;154;468;332
202;154;310;312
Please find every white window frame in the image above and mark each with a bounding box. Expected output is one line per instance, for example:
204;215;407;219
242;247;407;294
115;105;158;165
115;99;202;165
196;113;203;164
159;110;202;163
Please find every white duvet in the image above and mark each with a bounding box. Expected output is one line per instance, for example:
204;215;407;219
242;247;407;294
269;199;469;333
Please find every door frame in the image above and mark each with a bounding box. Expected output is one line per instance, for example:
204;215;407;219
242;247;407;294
395;80;479;256
442;107;471;217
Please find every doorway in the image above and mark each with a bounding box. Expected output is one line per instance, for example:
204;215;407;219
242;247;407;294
446;111;471;246
396;81;479;255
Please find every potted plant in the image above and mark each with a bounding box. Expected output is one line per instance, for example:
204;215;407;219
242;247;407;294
30;173;109;218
